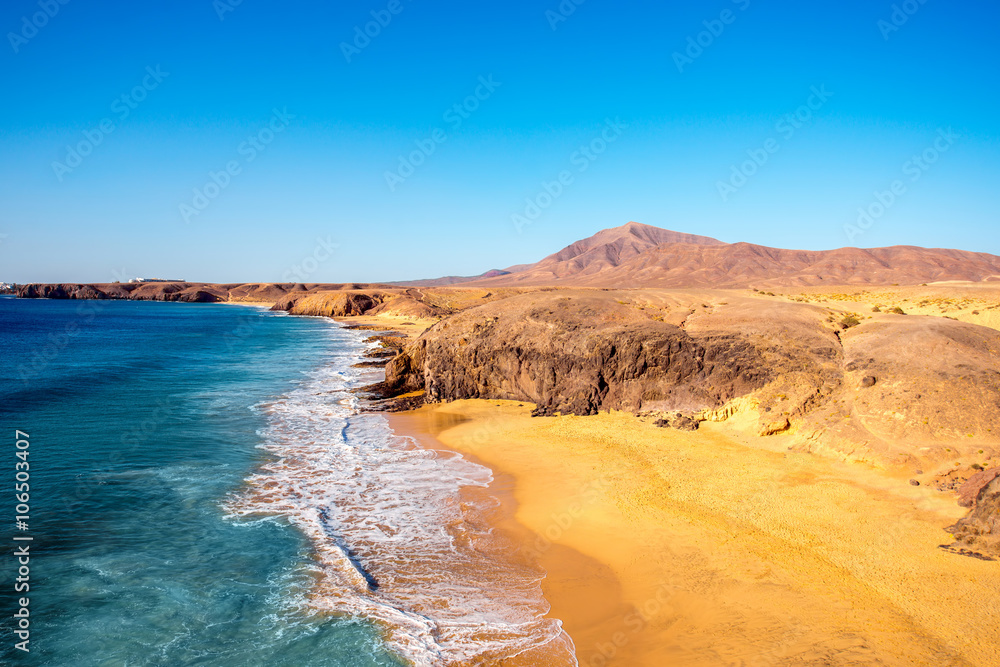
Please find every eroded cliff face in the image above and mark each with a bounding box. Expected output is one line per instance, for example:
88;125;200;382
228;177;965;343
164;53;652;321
15;282;388;304
381;292;836;417
275;290;448;320
378;290;1000;464
17;283;224;302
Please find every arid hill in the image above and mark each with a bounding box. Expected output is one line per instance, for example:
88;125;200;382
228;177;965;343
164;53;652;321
461;222;1000;288
387;269;512;288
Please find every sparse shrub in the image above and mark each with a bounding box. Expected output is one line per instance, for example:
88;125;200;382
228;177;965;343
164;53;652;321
887;306;906;315
840;314;861;329
871;306;881;313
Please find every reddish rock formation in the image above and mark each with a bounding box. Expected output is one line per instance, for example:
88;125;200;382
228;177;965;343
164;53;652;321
947;468;1000;559
957;468;1000;508
462;222;1000;289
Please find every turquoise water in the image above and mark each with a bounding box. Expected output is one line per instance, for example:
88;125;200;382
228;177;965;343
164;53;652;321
0;297;405;666
1;296;577;666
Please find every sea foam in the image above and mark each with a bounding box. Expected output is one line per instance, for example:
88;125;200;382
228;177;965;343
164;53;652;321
227;323;577;666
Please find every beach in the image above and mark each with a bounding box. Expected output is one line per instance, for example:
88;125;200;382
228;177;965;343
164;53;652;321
391;400;1000;666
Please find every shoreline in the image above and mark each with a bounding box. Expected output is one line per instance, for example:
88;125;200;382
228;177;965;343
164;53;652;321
387;409;628;666
389;399;1000;666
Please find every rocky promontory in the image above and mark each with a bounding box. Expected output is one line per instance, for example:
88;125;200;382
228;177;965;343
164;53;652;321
14;281;389;304
378;291;780;416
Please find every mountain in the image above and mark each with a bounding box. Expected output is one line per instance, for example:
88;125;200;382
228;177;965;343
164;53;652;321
387;269;511;288
462;222;1000;288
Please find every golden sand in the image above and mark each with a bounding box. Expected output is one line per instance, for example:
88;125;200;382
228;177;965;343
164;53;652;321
391;400;1000;666
333;314;438;340
766;282;1000;333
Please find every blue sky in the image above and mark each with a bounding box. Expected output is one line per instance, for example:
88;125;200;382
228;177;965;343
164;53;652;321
1;0;998;283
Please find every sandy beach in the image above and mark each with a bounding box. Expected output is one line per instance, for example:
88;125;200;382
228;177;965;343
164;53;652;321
391;400;1000;667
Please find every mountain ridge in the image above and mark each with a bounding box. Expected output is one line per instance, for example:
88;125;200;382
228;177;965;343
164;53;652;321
459;222;1000;288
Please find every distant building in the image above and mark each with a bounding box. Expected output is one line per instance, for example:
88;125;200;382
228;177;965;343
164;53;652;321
128;278;185;283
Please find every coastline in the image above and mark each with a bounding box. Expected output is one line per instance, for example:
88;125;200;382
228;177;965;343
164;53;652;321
388;408;634;667
332;314;438;341
15;290;998;663
389;399;1000;666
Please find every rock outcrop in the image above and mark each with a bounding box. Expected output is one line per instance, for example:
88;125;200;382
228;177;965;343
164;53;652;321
378;291;837;417
15;282;393;305
947;469;1000;559
371;289;1000;472
273;289;449;320
16;282;225;302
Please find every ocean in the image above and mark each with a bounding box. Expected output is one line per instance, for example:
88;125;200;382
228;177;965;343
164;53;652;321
0;296;574;666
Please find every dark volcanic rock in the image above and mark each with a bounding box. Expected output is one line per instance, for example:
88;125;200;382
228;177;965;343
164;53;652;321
383;292;773;417
654;414;702;431
179;290;222;303
17;283;108;300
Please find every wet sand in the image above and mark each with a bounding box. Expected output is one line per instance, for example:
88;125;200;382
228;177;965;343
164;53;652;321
390;400;1000;666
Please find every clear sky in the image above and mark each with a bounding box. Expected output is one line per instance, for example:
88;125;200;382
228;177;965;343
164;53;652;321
1;0;998;283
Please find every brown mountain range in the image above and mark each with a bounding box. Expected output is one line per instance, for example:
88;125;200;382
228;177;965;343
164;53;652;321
460;222;1000;288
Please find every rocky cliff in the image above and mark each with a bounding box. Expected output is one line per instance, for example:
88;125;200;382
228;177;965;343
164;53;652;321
14;282;388;304
378;291;842;420
376;290;1000;465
